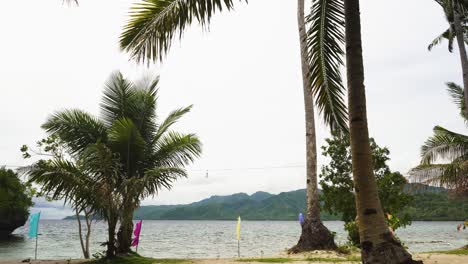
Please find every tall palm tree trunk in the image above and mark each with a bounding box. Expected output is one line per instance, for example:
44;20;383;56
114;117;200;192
453;11;468;115
344;0;422;263
290;0;337;253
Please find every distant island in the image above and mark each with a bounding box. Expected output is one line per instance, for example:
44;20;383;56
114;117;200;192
63;184;468;221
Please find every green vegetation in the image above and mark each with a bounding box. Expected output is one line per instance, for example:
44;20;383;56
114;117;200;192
428;247;468;255
86;254;191;264
24;72;201;257
305;256;361;263
0;167;34;237
410;83;468;196
319;133;413;246
236;258;292;263
62;185;463;221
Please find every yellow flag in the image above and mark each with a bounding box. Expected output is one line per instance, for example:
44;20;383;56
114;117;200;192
236;216;241;240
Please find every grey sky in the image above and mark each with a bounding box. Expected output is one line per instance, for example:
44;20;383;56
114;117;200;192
0;0;465;218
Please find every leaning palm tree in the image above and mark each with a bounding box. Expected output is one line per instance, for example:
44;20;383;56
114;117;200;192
119;0;348;252
410;83;468;196
344;0;420;262
39;72;202;254
429;0;468;116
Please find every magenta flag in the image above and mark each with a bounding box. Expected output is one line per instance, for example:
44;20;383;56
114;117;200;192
131;220;143;247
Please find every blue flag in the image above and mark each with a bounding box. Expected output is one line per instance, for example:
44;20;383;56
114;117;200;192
28;212;40;239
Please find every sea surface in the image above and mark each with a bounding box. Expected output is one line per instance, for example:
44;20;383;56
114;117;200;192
1;220;467;260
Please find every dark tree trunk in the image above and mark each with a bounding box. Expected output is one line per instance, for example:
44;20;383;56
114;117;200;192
344;0;422;263
106;215;118;258
290;0;337;253
116;203;134;254
453;11;468;116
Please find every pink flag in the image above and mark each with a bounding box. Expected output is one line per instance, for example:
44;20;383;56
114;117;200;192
131;220;143;247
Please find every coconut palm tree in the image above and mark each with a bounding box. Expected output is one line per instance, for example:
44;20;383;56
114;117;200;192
411;83;468;196
344;0;420;262
33;72;202;255
119;0;348;252
429;0;468;116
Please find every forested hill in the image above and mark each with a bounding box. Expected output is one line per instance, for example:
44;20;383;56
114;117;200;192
64;184;468;221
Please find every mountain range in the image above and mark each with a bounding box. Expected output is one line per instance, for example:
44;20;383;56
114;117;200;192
64;183;468;221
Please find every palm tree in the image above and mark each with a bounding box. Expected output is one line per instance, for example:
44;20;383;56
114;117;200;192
290;0;348;252
27;159;104;259
411;83;468;196
344;0;420;262
35;72;202;255
429;0;468;117
119;0;348;252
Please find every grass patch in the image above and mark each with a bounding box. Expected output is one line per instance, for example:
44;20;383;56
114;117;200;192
305;256;361;263
236;258;292;263
427;248;468;255
86;254;191;264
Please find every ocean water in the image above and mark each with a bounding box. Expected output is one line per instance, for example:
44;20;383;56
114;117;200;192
1;220;467;260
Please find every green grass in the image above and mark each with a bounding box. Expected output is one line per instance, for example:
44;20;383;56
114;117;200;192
86;254;191;264
305;256;361;263
427;247;468;255
236;258;292;263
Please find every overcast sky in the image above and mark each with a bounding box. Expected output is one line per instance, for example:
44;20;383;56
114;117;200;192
1;0;466;218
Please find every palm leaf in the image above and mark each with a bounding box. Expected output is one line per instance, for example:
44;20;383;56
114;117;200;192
154;105;192;142
446;82;468;120
421;125;468;164
153;131;202;168
306;0;348;133
42;109;107;154
120;0;246;63
100;72;135;127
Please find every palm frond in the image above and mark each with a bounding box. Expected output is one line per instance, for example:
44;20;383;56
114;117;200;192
446;82;468;120
108;118;146;175
154;105;192;142
42;109;107;154
153;131;202;168
421;125;468;164
306;0;348;133
134;167;187;197
129;77;159;141
120;0;246;63
100;72;135;126
409;159;468;193
428;28;455;51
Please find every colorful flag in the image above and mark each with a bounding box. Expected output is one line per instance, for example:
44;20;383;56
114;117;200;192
298;213;304;225
28;212;40;239
236;216;241;240
131;220;143;247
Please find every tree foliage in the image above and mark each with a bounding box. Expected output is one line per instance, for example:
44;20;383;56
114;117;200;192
319;133;413;246
410;83;468;197
0;167;34;237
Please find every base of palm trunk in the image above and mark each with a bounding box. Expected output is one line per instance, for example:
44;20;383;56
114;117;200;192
289;219;337;253
361;232;422;264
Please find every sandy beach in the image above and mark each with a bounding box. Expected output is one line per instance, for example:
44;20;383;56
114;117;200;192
1;252;468;264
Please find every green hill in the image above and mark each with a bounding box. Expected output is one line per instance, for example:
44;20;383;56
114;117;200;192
65;184;468;221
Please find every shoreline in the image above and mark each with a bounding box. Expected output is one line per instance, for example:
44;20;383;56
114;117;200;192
2;251;468;264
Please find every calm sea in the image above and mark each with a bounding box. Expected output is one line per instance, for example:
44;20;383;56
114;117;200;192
1;220;467;260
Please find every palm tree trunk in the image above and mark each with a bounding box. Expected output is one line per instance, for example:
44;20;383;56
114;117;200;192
117;201;134;254
290;0;337;253
84;209;92;259
106;214;118;258
344;0;421;263
453;11;468;115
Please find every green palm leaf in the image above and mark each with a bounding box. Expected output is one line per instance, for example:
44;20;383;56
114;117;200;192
101;72;135;127
154;105;193;142
153;131;202;168
306;0;348;133
42;109;107;154
421;125;468;164
446;82;468;120
120;0;246;63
